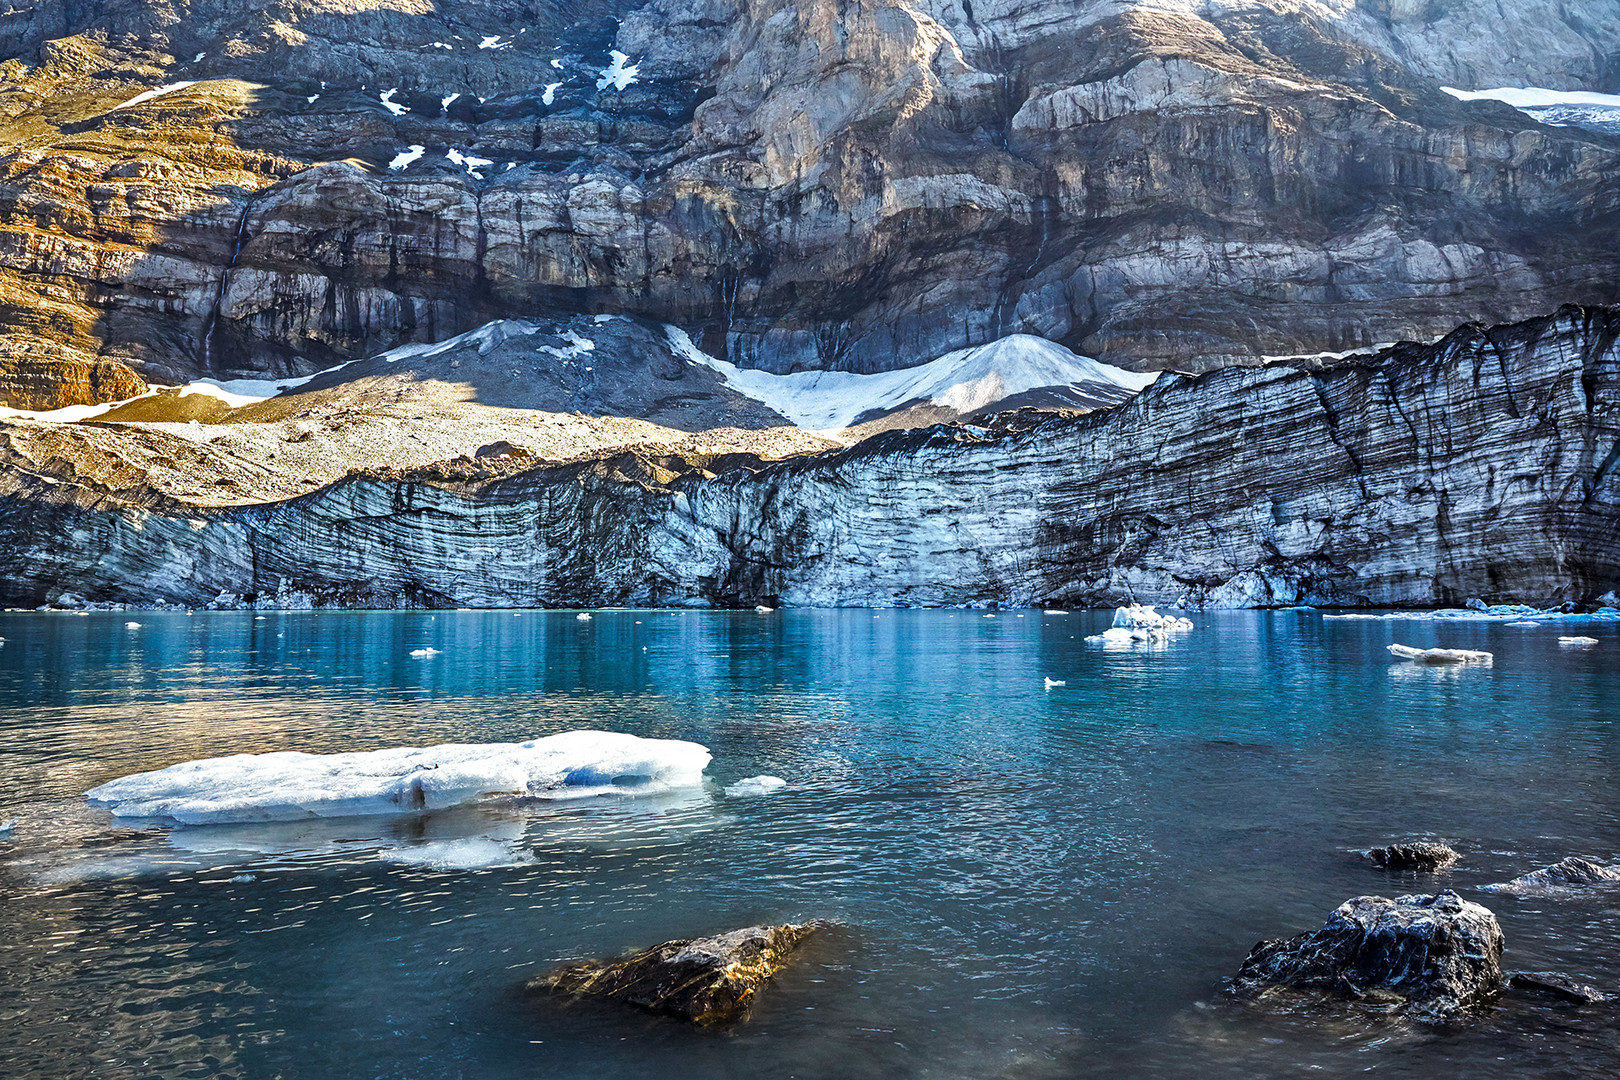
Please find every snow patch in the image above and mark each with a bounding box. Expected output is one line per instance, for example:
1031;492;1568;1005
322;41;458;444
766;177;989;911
388;144;425;170
84;730;713;824
542;82;562;105
666;327;1157;432
379;89;409;116
112;81;197;111
479;35;512;50
446;147;495;178
441;92;461;112
1443;85;1620;110
597;51;640;91
177;381;271;409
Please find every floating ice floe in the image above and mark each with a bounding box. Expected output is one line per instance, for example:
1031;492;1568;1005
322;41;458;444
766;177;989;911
124;621;141;629
1087;604;1193;644
597;50;640;91
1044;609;1068;615
1043;677;1066;688
112;80;197;111
1387;644;1493;665
754;605;775;613
1323;602;1620;623
576;612;592;621
84;730;713;824
725;775;786;797
379;89;409;116
408;647;441;656
388;144;426;170
1559;636;1599;646
542;81;562;104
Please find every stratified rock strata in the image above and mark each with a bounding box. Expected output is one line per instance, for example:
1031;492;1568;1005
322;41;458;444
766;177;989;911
1;305;1617;610
529;921;825;1025
1234;890;1504;1017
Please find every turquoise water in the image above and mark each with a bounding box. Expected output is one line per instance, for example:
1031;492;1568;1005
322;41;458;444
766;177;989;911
0;609;1616;1079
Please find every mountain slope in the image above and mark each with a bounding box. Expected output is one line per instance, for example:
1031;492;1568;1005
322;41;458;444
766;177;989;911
1;0;1620;408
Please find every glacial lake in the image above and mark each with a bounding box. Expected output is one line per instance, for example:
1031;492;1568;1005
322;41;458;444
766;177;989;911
0;608;1616;1079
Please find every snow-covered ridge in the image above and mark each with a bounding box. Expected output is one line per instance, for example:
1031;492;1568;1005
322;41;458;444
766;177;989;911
84;731;713;824
665;327;1159;431
1442;86;1620;110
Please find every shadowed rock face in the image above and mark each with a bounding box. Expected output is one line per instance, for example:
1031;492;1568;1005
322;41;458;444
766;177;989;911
0;304;1617;610
528;922;826;1025
3;0;1620;406
1233;890;1504;1017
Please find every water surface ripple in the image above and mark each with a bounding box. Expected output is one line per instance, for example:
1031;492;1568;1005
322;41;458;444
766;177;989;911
0;609;1616;1078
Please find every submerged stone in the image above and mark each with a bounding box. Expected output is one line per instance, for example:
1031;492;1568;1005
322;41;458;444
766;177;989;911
529;921;828;1025
1233;890;1503;1017
1484;856;1620;894
1365;842;1459;871
1508;971;1612;1004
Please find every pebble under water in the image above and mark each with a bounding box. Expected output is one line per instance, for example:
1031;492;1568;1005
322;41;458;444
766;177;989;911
0;608;1616;1079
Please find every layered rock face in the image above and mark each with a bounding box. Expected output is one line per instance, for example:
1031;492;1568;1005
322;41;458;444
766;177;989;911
3;0;1620;407
1;304;1615;610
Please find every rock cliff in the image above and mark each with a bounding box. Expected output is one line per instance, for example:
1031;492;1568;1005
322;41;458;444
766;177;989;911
3;0;1620;407
2;304;1614;609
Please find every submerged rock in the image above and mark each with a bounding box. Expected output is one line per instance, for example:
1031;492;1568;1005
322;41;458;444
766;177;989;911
1365;843;1459;872
1484;856;1620;895
1508;972;1612;1004
1233;891;1503;1017
530;921;827;1025
1387;644;1494;665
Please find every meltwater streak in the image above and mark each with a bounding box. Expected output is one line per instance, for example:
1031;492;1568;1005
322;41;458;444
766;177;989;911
0;609;1617;1080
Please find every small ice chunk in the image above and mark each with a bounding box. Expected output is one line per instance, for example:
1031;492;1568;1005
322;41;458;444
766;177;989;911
254;615;266;620
388;144;425;170
576;612;592;621
84;730;713;824
596;50;639;91
542;81;562;105
381;838;534;869
725;775;787;797
124;621;142;629
1387;643;1493;665
409;647;441;656
1087;604;1192;643
755;605;775;612
1044;677;1066;688
112;81;197;111
1044;609;1068;615
1559;636;1599;646
380;89;409;116
441;92;460;111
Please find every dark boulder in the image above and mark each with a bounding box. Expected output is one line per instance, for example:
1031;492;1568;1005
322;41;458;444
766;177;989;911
528;921;828;1025
1365;842;1459;872
1484;856;1620;895
1508;971;1612;1004
1234;890;1503;1017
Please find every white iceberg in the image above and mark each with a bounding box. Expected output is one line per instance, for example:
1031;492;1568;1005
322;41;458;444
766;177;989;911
725;775;786;797
408;647;441;656
1086;604;1192;644
84;730;712;824
1043;677;1066;688
1559;636;1599;646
